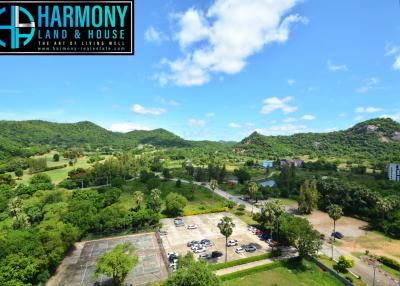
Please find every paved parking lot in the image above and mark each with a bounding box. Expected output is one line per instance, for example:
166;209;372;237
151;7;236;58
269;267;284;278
160;212;272;263
47;233;168;286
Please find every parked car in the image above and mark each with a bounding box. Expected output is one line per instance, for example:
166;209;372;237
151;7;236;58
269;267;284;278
187;224;197;230
193;247;206;253
211;251;223;258
175;221;185;227
235;247;245;254
199;253;210;260
158;230;167;236
226;239;238;247
187;240;199;247
255;229;264;236
248;226;256;232
167;252;178;258
200;239;213;247
244;244;257;252
331;232;344;239
259;233;270;241
191;244;202;250
217;220;224;227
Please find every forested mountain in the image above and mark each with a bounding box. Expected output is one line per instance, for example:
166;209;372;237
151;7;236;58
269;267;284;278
1;118;399;162
236;118;400;161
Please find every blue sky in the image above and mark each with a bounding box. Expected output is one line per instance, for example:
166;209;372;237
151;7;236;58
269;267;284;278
1;0;400;141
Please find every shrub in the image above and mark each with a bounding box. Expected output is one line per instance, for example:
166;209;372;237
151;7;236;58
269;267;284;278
237;204;246;211
334;256;354;273
377;256;400;271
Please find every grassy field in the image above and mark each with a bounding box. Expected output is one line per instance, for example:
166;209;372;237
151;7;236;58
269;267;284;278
221;258;344;286
120;180;228;216
10;152;112;185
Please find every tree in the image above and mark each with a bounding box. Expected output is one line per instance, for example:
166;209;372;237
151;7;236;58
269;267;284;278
254;200;284;240
8;197;23;217
94;243;138;286
164;253;219;286
335;256;354;273
148;188;162;213
210;179;218;199
133;191;144;211
53;153;60;162
233;168;251;184
12;213;30;230
176;179;182;188
280;214;322;258
298;179;319;214
162;168;171;179
327;204;343;241
247;182;258;214
15;169;23;180
218;216;235;262
165;193;187;216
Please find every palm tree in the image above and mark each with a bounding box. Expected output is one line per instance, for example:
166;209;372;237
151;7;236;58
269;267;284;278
150;189;162;212
133;191;144;211
247;182;259;214
8;197;23;217
218;216;235;262
327;204;343;241
210;179;218;199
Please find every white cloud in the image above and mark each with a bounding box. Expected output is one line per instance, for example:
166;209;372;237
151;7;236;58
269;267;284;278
283;117;297;123
157;97;180;106
188;118;206;126
206;112;215;117
287;79;296;86
255;124;307;135
261;96;297;114
385;44;400;71
302;114;316;120
354;106;382;113
145;26;167;44
339;113;346;117
327;60;348;72
385;44;400;56
356;77;380;93
109;123;150;133
245;122;255;127
393;56;400;70
355;115;363;121
158;0;307;86
131;104;166;115
381;113;400;121
228;122;241;128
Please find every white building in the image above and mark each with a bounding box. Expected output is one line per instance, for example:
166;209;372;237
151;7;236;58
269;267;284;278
388;163;400;182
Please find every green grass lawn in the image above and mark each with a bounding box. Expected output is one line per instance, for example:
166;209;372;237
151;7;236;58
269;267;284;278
219;183;244;196
221;258;344;286
10;152;112;185
120;180;228;216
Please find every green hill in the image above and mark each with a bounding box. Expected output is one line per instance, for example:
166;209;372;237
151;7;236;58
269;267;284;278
235;118;400;161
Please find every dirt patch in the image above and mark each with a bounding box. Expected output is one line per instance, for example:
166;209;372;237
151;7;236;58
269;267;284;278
306;210;400;263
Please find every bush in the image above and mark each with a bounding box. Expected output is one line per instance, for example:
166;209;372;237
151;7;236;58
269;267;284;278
237;204;246;211
226;201;237;209
378;256;400;271
334;256;354;273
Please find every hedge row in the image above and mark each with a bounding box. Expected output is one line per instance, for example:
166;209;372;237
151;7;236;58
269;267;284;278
210;251;280;271
219;260;287;282
378;256;400;271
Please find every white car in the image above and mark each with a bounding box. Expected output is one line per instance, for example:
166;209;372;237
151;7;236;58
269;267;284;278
187;224;198;230
227;239;238;247
193;247;206;253
235;247;245;254
191;244;202;251
248;226;255;232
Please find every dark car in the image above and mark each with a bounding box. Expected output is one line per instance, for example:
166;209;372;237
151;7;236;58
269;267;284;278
211;251;223;258
244;244;257;252
331;232;344;239
259;233;270;241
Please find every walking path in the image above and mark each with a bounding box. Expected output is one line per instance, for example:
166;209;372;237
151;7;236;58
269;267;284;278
214;258;275;276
